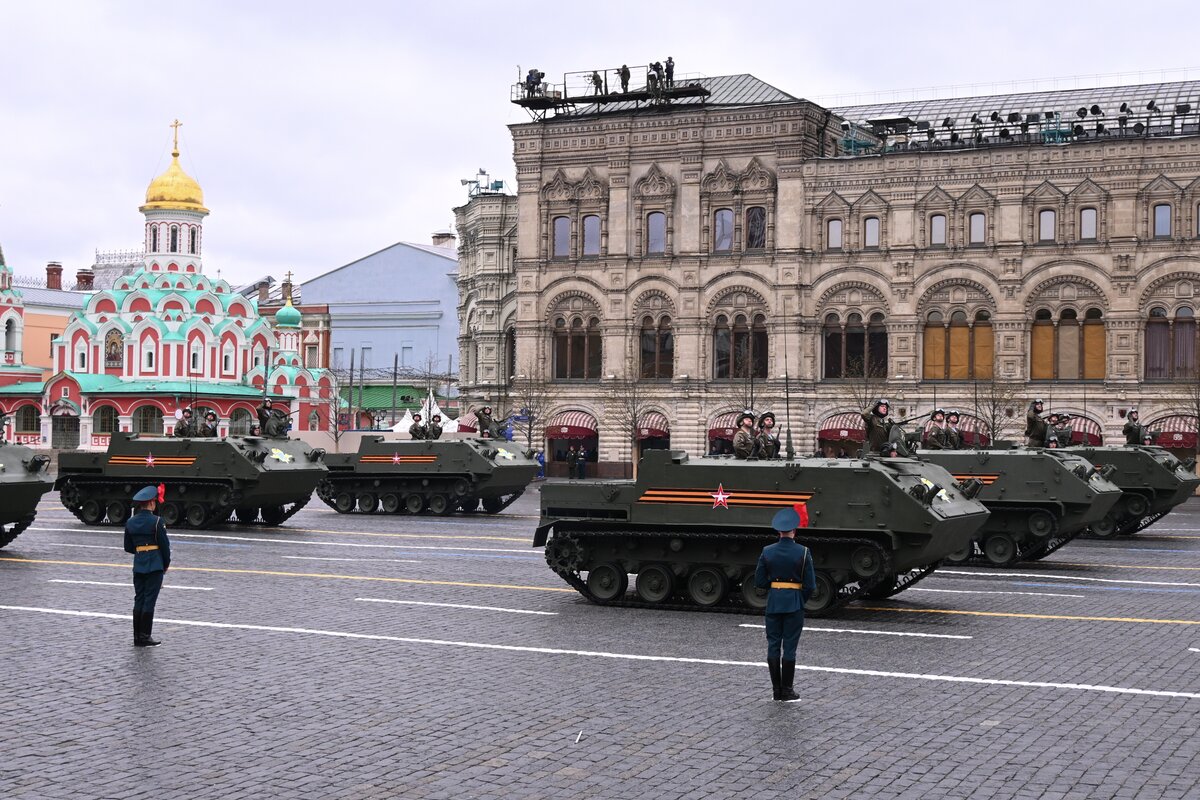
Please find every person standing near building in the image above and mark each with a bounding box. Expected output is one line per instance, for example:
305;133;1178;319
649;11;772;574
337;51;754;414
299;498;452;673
1025;399;1047;447
577;445;588;478
618;64;630;93
664;56;674;87
123;485;171;647
566;444;579;479
754;506;816;701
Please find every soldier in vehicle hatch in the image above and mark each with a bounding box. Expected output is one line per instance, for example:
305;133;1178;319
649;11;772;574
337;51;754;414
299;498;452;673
945;409;963;449
923;408;950;450
428;414;444;440
862;399;893;453
1052;413;1074;448
198;411;219;438
1123;408;1145;445
733;411;757;459
173;408;195;437
1024;399;1047;447
409;413;428;440
475;407;495;439
756;411;780;459
256;399;289;438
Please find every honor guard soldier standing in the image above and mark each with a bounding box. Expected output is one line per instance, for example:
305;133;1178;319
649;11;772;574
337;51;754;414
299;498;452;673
1025;399;1047;447
428;414;444;440
409;413;428;440
862;399;893;453
923;408;949;450
732;411;757;459
1123;408;1144;445
945;409;963;449
756;412;780;459
123;485;171;647
754;506;816;701
174;407;195;437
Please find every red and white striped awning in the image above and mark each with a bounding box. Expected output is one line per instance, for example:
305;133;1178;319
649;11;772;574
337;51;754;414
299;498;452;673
544;410;598;440
456;412;478;433
1068;416;1104;445
637;411;669;440
707;411;740;442
1150;415;1198;450
922;414;992;446
818;411;864;443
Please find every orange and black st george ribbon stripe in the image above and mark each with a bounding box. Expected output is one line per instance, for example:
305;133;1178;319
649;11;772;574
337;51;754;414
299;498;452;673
108;454;196;467
360;453;439;464
951;473;1000;486
638;487;813;508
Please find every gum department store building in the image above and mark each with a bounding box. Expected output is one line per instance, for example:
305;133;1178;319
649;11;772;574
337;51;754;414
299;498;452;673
457;72;1200;477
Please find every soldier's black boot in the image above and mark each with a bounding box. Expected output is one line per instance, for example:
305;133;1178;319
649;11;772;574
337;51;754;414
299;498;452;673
133;611;143;646
780;660;800;702
768;658;782;701
138;612;161;647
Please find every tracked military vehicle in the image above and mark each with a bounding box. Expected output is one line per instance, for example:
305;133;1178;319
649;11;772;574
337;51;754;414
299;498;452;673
535;449;989;617
0;440;53;547
56;432;326;528
1066;445;1200;537
921;449;1122;566
318;436;538;515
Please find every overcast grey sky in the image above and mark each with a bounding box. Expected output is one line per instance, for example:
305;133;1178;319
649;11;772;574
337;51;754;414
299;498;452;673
2;1;1198;287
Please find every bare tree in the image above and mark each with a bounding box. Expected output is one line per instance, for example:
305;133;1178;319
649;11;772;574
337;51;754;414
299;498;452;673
970;372;1024;446
604;363;653;479
506;360;559;452
843;357;889;415
1167;373;1200;463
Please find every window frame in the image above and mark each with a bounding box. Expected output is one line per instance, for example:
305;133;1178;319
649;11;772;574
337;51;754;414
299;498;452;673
929;213;947;247
1153;203;1173;238
863;216;881;249
967;212;986;246
826;218;844;251
1079;207;1098;241
1038;208;1057;243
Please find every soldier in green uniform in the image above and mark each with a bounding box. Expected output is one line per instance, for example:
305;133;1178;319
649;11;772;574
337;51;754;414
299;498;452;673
174;407;195;437
923;408;949;449
123;485;171;647
198;411;219;438
409;413;428;440
945;409;963;449
428;414;444;440
1053;413;1074;447
1024;399;1047;447
756;412;780;459
862;399;893;453
732;411;757;459
754;506;816;701
1123;408;1144;445
256;399;288;438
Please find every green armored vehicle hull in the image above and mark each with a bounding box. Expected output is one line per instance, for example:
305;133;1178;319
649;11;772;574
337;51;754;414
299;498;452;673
0;442;53;547
1065;445;1200;537
921;449;1122;565
56;433;327;528
318;436;539;515
535;450;990;617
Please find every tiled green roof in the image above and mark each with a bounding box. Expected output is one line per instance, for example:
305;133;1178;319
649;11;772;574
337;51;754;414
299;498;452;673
0;380;45;395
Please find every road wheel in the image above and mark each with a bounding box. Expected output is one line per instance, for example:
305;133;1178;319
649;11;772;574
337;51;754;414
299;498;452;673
1090;513;1119;539
983;532;1018;566
334;492;355;513
944;542;975;564
106;501;129;526
1027;510;1055;538
586;562;628;601
185;503;209;528
260;506;286;526
739;577;768;610
235;507;258;524
1124;495;1149;518
635;564;675;603
451;479;470;497
851;545;884;579
687;567;729;607
80;500;105;526
357;493;378;514
804;571;837;615
404;494;425;514
159;503;182;527
428;495;452;515
381;493;401;514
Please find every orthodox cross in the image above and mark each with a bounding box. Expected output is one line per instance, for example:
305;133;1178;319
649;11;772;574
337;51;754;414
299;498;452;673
170;119;183;151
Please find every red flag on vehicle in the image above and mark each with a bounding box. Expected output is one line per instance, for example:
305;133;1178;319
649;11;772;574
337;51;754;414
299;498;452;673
157;483;166;503
793;502;809;528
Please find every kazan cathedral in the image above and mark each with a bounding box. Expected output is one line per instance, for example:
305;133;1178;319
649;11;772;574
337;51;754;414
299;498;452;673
0;132;335;448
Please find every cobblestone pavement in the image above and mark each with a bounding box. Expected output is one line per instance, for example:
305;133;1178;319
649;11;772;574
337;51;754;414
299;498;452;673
4;486;1200;799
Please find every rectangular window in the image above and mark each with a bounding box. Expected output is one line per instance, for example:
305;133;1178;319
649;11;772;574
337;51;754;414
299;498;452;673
223;353;232;372
646;212;666;255
1154;203;1172;237
305;345;318;368
863;217;880;248
144;349;155;369
948;326;970;379
582;215;600;256
1031;324;1054;379
1039;209;1056;242
923;326;946;380
968;212;985;245
361;347;372;368
1080;208;1098;240
332;347;343;368
77;351;86;369
713;209;734;252
191;350;200;371
930;214;946;246
827;219;843;250
401;345;413;366
552;216;570;257
745;207;767;249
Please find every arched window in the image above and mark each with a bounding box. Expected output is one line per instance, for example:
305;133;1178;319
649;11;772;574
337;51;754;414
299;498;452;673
190;342;202;373
826;219;843;250
968;212;986;245
230;408;253;435
930;214;947;246
132;405;163;435
1145;306;1197;379
823;313;843;379
646;212;666;255
640;316;674;379
867;312;888;376
713;209;734;252
142;343;155;370
1082;307;1106;379
552;216;570;258
713;314;767;379
863;217;880;249
1038;209;1056;242
1154;203;1172;237
1031;308;1055;379
15;405;39;433
169;225;179;253
76;344;87;370
581;215;600;256
745;207;766;249
824;312;886;378
189;227;198;254
1031;307;1105;380
552;316;602;380
150;226;159;252
4;318;17;351
92;405;117;434
1080;207;1098;240
923;309;993;379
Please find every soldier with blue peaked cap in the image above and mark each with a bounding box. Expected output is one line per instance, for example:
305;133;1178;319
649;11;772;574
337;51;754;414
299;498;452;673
754;506;817;701
123;485;171;647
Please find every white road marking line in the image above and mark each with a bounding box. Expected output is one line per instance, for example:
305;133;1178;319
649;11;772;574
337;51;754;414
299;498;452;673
356;598;557;615
908;587;1086;599
29;527;528;553
48;580;213;591
46;543;125;550
283;556;422;564
939;569;1200;589
2;604;1197;701
738;624;971;640
1190;648;1200;653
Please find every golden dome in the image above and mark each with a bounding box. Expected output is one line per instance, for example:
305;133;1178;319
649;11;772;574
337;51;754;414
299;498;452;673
141;146;208;213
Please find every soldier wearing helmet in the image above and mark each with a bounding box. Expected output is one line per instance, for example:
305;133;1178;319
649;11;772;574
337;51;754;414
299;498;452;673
945;409;963;449
1025;399;1047;447
1123;408;1145;445
924;408;950;450
733;411;757;459
756;411;780;459
862;399;893;453
409;412;428;440
428;413;444;440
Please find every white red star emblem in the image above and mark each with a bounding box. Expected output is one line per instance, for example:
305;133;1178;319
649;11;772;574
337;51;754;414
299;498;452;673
145;453;155;467
392;452;403;464
711;483;730;509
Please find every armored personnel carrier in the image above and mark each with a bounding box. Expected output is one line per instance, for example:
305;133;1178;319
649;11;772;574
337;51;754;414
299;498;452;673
56;432;326;528
317;436;538;515
535;449;989;616
1066;445;1200;537
0;441;53;547
921;449;1122;566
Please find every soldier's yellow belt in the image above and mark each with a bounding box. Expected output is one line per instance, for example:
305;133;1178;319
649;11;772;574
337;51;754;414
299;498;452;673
135;545;159;553
770;581;802;590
